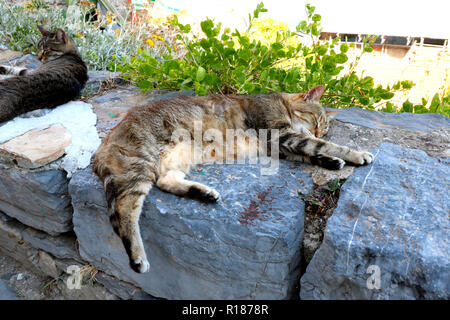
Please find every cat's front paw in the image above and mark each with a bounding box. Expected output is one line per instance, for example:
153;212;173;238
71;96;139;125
130;256;150;273
203;188;221;202
187;184;221;202
351;151;374;165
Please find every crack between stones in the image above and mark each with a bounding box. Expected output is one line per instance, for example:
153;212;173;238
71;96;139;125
297;177;348;285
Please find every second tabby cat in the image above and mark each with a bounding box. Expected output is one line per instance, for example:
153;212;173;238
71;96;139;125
94;85;374;273
0;26;88;123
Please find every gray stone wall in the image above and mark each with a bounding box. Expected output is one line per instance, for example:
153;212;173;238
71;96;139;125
0;49;449;300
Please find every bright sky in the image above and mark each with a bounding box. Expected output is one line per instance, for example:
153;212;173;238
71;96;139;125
161;0;450;39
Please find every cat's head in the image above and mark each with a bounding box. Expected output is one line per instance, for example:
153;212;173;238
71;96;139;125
36;25;79;62
283;85;338;138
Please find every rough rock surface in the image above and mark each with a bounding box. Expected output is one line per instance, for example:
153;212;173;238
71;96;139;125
0;168;72;235
0;279;19;300
70;161;312;299
301;136;449;298
21;228;79;261
0;50;23;65
332;107;450;133
82;70;127;97
0;211;63;277
0;211;152;300
304;108;450;185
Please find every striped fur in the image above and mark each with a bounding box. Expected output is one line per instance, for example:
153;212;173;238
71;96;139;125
94;85;374;273
0;26;88;123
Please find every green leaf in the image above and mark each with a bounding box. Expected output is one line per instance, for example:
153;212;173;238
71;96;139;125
429;93;441;113
401;100;413;113
316;45;328;56
138;64;154;76
238;48;252;61
393;81;401;90
340;43;349;53
414;104;427;114
200;19;215;38
401;80;414;89
194;82;209;96
360;76;374;89
384;102;395;113
137;79;152;91
335;53;348;64
271;43;283;51
181;78;193;87
359;97;370;105
305;56;313;69
322;55;336;72
296;21;307;33
311;24;320;36
196;66;207;82
243;82;255;93
380;92;394;100
312;14;321;22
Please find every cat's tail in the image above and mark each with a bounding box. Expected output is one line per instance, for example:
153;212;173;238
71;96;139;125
103;171;120;234
92;161;120;234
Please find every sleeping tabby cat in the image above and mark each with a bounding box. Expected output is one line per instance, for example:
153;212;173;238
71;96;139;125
0;26;88;123
94;85;374;273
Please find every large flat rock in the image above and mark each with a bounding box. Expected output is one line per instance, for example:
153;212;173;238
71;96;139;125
300;142;450;299
0;124;72;169
330;107;450;133
0;168;72;235
70;161;312;299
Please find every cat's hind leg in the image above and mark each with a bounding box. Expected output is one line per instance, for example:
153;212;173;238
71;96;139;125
157;142;220;202
157;170;220;202
95;148;157;274
113;178;153;273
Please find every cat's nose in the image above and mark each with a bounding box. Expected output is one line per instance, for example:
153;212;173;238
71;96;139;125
37;52;43;60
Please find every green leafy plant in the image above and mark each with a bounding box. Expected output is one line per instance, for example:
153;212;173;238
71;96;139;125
381;92;449;116
27;0;50;10
0;2;166;71
300;178;343;210
118;2;419;111
322;178;341;194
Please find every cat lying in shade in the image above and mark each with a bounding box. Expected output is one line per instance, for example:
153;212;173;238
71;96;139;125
0;25;88;123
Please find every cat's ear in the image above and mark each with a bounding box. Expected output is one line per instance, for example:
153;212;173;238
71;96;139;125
55;29;67;44
326;110;339;119
37;25;50;36
303;85;325;102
